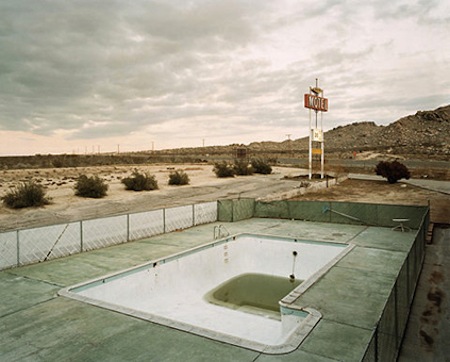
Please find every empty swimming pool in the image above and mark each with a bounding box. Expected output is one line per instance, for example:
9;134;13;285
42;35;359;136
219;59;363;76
60;233;352;354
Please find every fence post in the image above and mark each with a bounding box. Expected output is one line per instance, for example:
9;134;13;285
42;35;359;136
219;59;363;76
80;221;84;253
127;214;130;242
16;230;20;267
163;208;166;233
192;204;196;226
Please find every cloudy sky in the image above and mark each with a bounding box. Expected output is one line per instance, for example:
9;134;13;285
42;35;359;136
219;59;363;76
0;0;449;155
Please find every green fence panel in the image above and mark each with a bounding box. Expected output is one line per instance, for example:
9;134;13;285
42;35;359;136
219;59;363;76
362;330;377;362
376;204;427;229
377;288;398;361
217;199;234;222
397;262;409;341
254;200;290;219
252;200;429;230
218;198;255;222
232;198;255;221
328;202;376;225
287;201;331;222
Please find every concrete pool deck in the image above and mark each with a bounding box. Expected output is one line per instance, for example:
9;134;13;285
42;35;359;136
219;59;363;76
0;218;420;361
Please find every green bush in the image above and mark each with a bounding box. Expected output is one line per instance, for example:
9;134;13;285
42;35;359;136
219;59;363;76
168;170;190;185
75;175;108;198
375;160;411;184
251;158;272;174
233;160;254;176
213;162;235;178
1;181;51;209
121;170;158;191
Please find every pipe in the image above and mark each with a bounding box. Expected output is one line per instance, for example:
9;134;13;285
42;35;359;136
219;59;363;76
322;206;364;223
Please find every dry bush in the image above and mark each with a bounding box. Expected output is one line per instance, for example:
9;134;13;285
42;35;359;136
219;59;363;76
251;159;272;174
213;162;235;178
168;170;190;185
233;160;254;176
75;175;108;198
121;170;158;191
375;160;411;184
1;181;51;208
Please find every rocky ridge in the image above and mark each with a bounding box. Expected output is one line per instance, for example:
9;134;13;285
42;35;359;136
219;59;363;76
161;105;450;159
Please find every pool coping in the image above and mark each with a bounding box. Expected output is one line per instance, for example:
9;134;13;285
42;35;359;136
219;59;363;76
58;232;354;354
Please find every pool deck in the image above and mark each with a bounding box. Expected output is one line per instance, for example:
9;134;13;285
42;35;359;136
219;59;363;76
0;218;417;361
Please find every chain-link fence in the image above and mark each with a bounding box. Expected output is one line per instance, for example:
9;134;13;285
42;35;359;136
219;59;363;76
0;201;217;270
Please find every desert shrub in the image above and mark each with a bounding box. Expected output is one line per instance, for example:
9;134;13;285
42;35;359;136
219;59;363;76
121;170;158;191
375;160;411;184
251;158;272;174
213;162;235;178
168;170;190;185
75;175;108;198
233;160;254;176
1;181;51;209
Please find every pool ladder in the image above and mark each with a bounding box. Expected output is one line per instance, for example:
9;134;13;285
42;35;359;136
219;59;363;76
214;225;230;239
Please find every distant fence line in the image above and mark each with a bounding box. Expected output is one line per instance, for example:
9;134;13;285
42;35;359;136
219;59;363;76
0;201;218;271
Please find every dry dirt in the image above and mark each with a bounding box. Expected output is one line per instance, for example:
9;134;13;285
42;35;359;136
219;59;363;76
1;164;449;231
0;164;303;231
291;178;449;206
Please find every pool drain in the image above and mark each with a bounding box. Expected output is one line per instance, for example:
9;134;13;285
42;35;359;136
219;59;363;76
290;251;298;282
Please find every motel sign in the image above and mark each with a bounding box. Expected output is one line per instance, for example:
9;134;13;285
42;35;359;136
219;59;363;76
304;94;328;112
304;79;328;179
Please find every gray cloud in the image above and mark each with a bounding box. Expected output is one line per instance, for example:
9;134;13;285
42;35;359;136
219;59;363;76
0;0;448;153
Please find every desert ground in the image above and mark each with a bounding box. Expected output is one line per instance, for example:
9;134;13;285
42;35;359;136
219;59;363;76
1;163;449;232
0;164;302;231
291;178;449;205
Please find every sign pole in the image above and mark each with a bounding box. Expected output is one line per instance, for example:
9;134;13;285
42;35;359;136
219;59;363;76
308;108;312;179
320;90;324;179
304;79;328;180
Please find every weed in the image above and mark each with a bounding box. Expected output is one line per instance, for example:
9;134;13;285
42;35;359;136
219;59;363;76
121;170;158;191
213;162;235;178
1;181;51;208
75;175;108;198
233;160;254;176
168;170;190;185
251;159;272;174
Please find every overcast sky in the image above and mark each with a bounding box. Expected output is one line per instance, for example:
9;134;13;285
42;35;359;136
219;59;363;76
0;0;449;155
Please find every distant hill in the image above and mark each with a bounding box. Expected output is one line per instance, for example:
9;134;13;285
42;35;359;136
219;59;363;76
320;105;450;155
0;105;448;170
159;104;450;159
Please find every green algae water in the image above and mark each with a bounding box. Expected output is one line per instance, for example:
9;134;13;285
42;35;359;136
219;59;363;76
205;273;302;315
